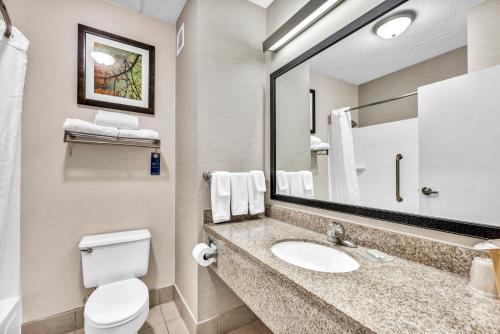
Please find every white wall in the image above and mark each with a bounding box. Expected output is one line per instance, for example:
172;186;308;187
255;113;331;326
353;118;419;214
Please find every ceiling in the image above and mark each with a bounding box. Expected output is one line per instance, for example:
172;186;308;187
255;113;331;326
310;0;485;85
107;0;274;23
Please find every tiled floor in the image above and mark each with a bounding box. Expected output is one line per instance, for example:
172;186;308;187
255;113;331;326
66;301;272;334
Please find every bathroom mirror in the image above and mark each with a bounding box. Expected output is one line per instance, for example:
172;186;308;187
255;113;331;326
271;0;500;238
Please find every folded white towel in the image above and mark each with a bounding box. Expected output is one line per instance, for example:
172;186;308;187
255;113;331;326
230;173;249;216
95;110;139;130
63;118;118;137
211;172;231;223
118;129;160;140
310;135;322;145
301;171;314;199
248;171;266;215
288;172;305;197
276;170;290;195
311;142;330;151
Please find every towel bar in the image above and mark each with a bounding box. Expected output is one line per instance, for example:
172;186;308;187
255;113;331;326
202;171;212;182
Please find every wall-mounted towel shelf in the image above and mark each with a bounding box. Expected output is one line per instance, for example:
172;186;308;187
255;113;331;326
311;149;328;155
64;130;160;156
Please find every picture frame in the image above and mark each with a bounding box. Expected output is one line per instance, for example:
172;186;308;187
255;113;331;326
77;24;155;115
310;89;316;134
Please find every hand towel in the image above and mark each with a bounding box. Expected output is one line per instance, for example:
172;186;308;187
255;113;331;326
94;110;139;130
118;129;160;140
211;172;231;223
63;119;118;137
287;172;305;197
248;171;266;214
311;142;330;151
310;135;322;145
276;170;290;195
301;171;314;199
230;173;249;216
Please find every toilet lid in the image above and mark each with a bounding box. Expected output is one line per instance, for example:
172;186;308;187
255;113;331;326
85;278;149;327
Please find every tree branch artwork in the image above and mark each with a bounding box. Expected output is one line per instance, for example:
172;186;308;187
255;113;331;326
93;43;143;101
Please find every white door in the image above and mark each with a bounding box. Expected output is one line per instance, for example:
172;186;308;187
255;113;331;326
419;65;500;226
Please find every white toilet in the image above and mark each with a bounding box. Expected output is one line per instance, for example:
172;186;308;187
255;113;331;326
79;229;151;334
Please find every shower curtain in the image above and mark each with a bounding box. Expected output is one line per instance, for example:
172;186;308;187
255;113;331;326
0;23;29;260
328;108;360;205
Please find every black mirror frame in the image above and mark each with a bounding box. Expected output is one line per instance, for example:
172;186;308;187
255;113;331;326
270;0;500;239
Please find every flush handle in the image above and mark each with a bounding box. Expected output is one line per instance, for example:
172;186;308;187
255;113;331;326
80;248;93;254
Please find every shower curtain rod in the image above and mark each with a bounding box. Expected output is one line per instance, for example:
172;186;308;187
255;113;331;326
328;91;418;124
0;0;12;38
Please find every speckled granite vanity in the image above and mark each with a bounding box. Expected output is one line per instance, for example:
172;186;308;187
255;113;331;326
204;209;500;334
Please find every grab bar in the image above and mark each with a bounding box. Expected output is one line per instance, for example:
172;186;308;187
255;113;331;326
396;154;403;202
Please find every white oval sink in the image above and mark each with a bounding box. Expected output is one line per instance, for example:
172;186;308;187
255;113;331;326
271;241;359;273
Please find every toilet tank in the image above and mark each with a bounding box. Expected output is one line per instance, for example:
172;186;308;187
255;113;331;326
79;229;151;288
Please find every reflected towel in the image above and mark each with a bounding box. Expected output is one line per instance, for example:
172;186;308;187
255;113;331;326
248;171;266;214
230;173;249;216
211;172;231;223
276;170;289;195
310;135;322;145
311;142;330;151
287;172;305;197
63;119;118;137
301;171;314;199
118;129;160;140
95;110;139;130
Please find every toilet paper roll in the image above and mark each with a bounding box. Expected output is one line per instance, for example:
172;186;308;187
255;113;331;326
192;243;215;267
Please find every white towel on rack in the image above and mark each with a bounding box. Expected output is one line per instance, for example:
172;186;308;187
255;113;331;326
276;170;289;195
288;172;305;197
230;173;249;216
211;172;231;223
63;118;118;137
118;129;160;140
95;110;139;130
311;142;330;151
248;171;266;214
301;171;314;199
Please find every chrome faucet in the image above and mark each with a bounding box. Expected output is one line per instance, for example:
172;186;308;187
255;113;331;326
327;223;357;248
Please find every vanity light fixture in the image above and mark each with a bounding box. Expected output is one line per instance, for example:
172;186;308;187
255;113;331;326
90;51;116;66
263;0;345;52
374;12;415;39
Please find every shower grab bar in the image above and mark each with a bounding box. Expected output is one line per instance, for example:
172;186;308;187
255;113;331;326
396;154;403;202
0;0;12;38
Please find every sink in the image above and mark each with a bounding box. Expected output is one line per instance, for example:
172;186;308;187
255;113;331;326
271;241;359;273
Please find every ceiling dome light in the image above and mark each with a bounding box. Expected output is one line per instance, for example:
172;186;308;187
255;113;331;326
374;13;415;39
91;51;115;66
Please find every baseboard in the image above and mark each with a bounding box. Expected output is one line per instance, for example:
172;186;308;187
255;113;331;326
21;285;174;334
173;284;257;334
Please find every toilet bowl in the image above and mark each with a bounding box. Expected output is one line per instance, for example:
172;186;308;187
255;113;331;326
84;278;149;334
79;229;151;334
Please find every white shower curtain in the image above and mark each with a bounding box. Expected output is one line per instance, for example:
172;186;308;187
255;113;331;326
328;108;360;205
0;23;29;259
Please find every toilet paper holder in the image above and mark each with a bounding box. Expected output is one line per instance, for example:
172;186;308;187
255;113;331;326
204;237;218;261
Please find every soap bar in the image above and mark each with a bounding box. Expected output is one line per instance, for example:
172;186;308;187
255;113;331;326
359;249;392;262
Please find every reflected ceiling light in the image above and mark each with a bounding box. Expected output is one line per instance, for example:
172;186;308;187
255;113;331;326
374;12;415;39
263;0;344;53
91;51;115;66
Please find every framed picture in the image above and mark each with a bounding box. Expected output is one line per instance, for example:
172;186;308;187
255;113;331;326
310;89;316;134
78;24;155;115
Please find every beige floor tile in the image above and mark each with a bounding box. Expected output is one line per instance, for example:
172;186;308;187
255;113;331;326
142;305;165;329
218;306;254;334
251;320;272;334
161;301;180;322
166;318;190;334
74;329;85;334
139;323;169;334
227;323;261;334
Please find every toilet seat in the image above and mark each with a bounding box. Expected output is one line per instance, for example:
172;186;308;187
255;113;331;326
85;278;149;328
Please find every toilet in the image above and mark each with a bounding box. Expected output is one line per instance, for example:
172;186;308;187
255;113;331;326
79;229;151;334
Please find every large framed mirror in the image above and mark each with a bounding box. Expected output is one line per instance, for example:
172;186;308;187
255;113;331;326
270;0;500;239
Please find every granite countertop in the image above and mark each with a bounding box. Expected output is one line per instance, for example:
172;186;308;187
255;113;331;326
205;218;500;334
